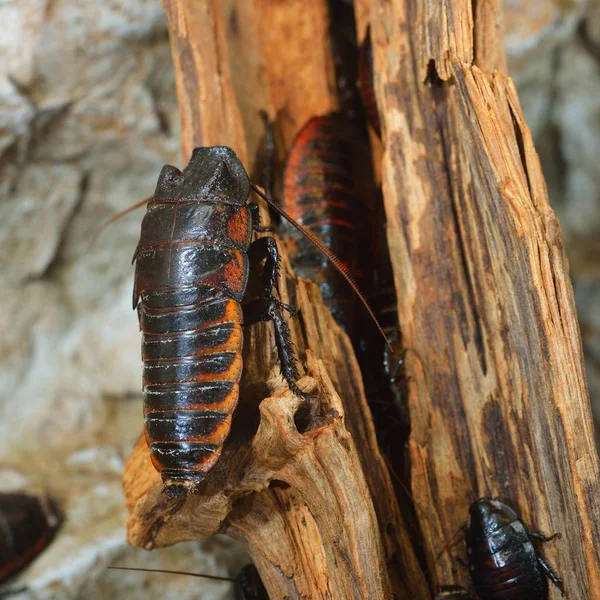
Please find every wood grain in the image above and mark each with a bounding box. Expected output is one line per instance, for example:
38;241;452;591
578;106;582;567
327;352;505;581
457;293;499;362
364;0;600;596
123;0;432;597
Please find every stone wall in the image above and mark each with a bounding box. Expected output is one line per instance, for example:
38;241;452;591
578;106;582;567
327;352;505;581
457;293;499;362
0;2;246;598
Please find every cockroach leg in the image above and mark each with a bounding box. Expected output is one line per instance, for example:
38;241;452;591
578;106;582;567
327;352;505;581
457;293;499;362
528;530;561;543
243;236;307;399
536;556;566;596
247;236;281;295
248;201;273;233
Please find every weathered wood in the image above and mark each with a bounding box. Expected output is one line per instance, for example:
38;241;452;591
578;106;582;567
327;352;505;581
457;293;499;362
124;348;390;598
124;1;430;598
365;0;600;596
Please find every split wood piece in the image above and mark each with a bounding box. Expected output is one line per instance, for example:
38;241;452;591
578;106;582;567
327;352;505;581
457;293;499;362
221;1;428;595
365;0;600;596
124;1;414;597
161;0;248;163
124;348;391;599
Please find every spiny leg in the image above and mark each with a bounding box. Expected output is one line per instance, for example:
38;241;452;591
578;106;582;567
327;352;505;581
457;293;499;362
537;556;565;596
243;236;307;399
248;201;273;233
247;236;281;296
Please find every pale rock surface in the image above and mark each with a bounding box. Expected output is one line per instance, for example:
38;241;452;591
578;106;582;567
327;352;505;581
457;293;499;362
0;1;247;598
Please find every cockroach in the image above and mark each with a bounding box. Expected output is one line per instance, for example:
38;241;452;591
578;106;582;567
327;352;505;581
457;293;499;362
133;146;389;494
357;26;380;137
133;146;306;494
281;113;360;335
0;493;63;586
109;563;268;600
465;498;565;599
435;587;477;600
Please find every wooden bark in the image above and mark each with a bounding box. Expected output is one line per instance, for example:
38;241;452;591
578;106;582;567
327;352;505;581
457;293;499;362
362;0;600;597
123;1;429;598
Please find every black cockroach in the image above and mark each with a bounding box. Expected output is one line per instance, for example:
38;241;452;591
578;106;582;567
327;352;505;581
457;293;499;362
133;147;304;494
133;146;389;494
465;498;565;599
109;563;268;600
0;493;63;585
281;113;361;334
434;587;477;600
357;26;380;138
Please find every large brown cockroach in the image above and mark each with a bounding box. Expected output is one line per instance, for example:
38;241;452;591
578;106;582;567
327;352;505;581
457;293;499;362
280;113;361;335
133;147;306;494
0;493;63;586
133;146;388;494
110;563;268;600
464;498;564;599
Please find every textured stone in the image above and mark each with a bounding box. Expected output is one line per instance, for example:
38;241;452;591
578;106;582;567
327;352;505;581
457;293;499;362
0;1;247;598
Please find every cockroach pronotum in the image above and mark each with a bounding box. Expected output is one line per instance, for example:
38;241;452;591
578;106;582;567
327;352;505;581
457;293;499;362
0;493;64;586
109;563;268;600
465;498;565;599
357;26;380;138
281;113;360;335
133;145;389;494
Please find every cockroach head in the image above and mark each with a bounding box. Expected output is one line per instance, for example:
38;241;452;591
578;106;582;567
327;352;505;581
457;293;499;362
467;497;518;535
153;146;250;205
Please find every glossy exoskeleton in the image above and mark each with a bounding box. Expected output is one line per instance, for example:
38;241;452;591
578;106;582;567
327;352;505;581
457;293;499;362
465;498;564;599
133;147;303;494
357;26;380;137
281;113;360;334
0;493;63;585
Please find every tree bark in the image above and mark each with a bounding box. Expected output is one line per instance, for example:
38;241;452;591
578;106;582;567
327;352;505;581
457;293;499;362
363;0;600;596
123;1;428;598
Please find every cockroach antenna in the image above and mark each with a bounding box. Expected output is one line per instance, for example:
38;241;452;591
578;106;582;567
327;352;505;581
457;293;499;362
250;182;394;354
88;195;152;249
108;566;234;582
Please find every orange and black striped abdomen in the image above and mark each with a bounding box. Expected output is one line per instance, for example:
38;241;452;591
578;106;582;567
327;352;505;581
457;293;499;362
0;493;63;584
133;148;253;493
282;114;359;332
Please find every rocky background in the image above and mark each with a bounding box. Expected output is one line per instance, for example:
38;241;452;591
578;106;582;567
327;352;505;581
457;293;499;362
0;1;598;598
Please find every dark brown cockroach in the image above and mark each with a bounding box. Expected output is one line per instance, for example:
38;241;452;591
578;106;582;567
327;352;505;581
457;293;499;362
109;563;268;600
0;493;63;586
133;146;307;494
465;498;564;599
357;26;380;138
281;113;361;335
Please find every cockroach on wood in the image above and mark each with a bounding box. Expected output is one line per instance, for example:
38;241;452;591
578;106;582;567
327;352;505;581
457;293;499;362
133;146;306;495
133;146;389;495
464;498;564;599
109;563;268;600
281;113;360;336
0;493;64;587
